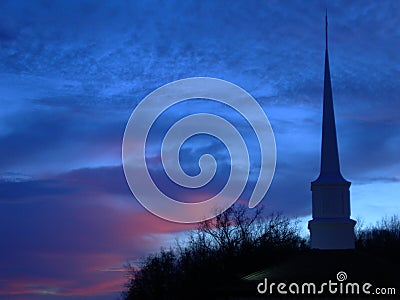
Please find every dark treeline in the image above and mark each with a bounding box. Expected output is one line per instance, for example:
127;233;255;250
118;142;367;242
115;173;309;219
120;206;400;299
355;215;400;261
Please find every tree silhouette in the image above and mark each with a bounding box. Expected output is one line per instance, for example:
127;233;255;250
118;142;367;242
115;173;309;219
356;215;400;260
121;210;400;299
121;205;305;300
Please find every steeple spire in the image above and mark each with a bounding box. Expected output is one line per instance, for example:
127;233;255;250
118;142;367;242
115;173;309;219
325;10;328;49
315;12;346;183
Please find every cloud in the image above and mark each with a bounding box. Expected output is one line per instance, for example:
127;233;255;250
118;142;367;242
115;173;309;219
0;106;125;173
0;166;193;298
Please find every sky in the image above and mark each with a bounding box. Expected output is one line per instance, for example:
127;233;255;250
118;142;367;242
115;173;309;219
0;0;399;299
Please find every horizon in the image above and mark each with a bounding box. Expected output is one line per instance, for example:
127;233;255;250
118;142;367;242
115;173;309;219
1;1;399;299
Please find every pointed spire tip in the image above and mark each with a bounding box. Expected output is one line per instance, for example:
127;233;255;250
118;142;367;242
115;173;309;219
325;9;328;49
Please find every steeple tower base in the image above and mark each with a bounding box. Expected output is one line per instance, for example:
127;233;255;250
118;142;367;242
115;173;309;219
309;218;356;249
309;181;356;249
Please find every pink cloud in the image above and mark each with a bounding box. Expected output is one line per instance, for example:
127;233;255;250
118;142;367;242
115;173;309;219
1;181;196;298
1;163;235;298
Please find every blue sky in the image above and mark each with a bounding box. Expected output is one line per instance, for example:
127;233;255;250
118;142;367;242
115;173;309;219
0;1;399;299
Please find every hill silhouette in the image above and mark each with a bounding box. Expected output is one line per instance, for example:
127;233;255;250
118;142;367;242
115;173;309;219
121;207;400;299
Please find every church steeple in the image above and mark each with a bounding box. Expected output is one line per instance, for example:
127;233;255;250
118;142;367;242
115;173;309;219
314;12;347;183
308;13;355;250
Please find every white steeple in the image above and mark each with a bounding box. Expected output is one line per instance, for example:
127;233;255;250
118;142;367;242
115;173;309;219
308;13;356;250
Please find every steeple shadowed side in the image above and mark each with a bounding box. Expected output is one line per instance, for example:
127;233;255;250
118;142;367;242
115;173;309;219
313;13;348;184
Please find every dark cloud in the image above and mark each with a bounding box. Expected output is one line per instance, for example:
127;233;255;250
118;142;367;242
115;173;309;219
0;166;133;204
0;106;125;173
0;178;74;203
